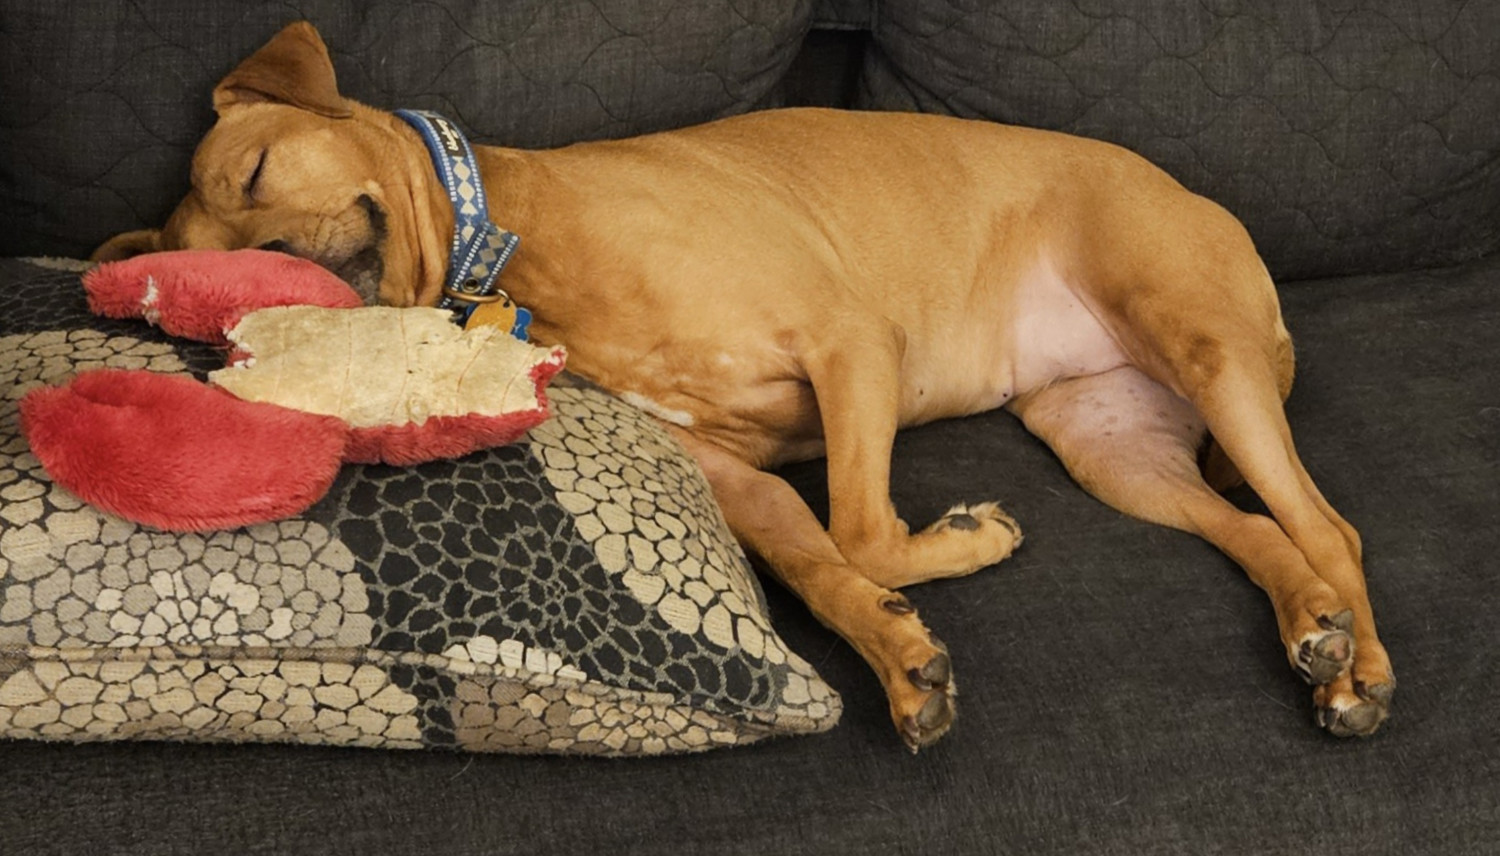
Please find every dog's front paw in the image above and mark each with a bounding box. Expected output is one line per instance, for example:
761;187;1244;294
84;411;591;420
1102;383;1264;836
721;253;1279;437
862;502;1022;589
874;594;958;752
928;502;1023;564
893;647;957;753
929;502;1022;543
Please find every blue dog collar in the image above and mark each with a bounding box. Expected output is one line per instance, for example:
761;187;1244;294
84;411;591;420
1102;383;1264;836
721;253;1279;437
394;109;530;338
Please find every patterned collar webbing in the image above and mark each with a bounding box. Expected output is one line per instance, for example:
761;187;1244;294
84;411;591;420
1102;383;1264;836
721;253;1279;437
394;109;527;333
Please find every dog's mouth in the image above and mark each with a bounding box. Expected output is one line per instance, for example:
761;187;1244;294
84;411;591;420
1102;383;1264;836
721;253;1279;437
300;194;388;305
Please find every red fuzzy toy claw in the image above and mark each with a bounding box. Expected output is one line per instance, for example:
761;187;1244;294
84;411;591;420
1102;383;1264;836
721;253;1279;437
24;249;563;532
85;249;363;344
21;370;350;532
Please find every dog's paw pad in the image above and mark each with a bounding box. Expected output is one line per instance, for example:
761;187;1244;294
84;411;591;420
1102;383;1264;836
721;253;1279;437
1314;673;1394;738
941;502;1022;544
907;651;951;691
1316;690;1391;737
1293;610;1355;684
1319;608;1355;634
896;649;957;753
921;502;1023;554
901;694;955;749
1356;678;1395;707
942;512;981;531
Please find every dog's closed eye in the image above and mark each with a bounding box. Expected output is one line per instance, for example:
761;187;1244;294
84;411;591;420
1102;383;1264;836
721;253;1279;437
244;148;268;202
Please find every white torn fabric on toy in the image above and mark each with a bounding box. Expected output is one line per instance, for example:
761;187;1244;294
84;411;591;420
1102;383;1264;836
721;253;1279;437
214;306;561;427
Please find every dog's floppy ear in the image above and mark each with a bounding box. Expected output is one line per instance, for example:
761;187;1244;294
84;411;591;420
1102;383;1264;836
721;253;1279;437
91;229;163;262
213;21;353;119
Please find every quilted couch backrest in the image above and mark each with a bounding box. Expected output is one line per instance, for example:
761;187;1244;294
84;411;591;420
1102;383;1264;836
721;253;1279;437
0;0;813;259
3;0;1496;282
858;0;1500;281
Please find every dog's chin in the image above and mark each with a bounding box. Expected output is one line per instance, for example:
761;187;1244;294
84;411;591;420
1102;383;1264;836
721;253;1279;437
321;193;389;305
327;246;385;305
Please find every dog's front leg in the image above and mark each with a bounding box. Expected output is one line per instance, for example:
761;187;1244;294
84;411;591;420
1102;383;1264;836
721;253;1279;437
671;428;957;751
798;319;1022;589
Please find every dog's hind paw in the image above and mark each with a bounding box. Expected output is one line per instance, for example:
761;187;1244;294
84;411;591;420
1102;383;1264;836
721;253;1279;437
1291;608;1355;685
1315;673;1395;737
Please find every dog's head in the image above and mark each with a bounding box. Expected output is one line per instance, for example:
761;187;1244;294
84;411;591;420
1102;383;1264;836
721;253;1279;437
93;22;449;307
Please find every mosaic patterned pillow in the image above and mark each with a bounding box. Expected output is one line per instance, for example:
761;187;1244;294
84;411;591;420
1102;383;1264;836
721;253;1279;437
0;259;840;755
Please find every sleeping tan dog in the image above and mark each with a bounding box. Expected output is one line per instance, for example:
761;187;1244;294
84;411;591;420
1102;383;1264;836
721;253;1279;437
96;21;1394;749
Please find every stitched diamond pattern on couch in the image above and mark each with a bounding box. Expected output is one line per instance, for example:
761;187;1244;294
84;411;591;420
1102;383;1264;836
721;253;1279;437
858;0;1500;282
0;260;839;755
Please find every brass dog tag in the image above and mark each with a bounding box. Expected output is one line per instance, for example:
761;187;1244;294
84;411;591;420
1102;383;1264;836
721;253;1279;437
465;297;530;340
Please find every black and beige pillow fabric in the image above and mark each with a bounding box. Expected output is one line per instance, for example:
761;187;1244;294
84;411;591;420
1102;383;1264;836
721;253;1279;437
0;259;840;755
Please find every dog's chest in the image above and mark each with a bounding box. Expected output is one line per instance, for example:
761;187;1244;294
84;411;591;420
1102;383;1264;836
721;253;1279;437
534;322;823;465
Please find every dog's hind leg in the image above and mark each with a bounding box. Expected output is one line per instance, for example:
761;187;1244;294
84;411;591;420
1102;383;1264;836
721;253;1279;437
1009;365;1391;735
1060;188;1393;734
672;427;958;751
794;318;1022;589
1170;344;1394;736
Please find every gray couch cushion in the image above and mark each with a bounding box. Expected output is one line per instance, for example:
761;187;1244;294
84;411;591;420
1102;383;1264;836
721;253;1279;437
2;255;1497;854
0;0;813;258
858;0;1500;282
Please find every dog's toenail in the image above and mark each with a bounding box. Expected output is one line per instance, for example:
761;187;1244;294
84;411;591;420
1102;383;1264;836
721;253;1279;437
908;668;934;692
1354;680;1369;700
900;716;921;751
881;596;915;615
1294;665;1313;685
946;513;980;531
1298;640;1313;662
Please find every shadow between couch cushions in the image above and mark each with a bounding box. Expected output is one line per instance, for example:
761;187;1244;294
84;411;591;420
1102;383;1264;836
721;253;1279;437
1;256;1495;854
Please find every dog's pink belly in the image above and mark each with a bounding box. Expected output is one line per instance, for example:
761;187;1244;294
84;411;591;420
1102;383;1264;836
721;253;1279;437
897;257;1131;426
1009;257;1131;392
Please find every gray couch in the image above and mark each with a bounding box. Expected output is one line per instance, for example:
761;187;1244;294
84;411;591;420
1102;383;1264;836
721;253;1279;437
2;2;1497;853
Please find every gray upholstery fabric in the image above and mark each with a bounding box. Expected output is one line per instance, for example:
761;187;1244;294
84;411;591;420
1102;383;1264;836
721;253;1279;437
0;0;813;258
2;0;1498;851
2;256;1497;855
5;1;1497;279
858;0;1500;282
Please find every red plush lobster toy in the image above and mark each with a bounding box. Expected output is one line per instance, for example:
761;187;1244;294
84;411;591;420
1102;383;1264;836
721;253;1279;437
20;250;565;532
